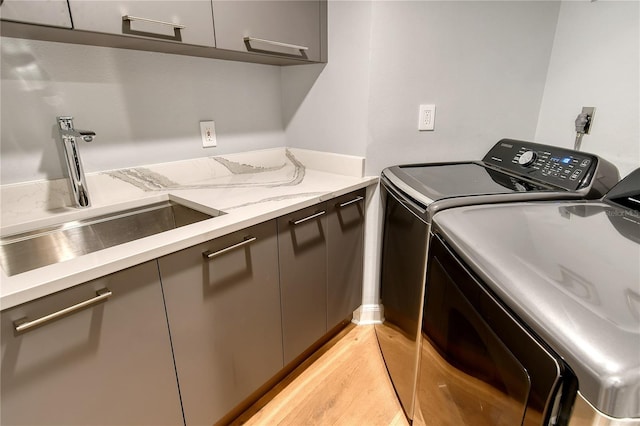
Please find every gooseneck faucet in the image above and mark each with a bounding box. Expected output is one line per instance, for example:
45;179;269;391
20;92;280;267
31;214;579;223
57;116;96;208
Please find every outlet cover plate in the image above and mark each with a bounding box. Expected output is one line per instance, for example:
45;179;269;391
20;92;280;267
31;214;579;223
418;104;436;131
200;121;217;148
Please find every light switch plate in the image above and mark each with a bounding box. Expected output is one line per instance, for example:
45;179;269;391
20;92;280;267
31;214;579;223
200;121;217;148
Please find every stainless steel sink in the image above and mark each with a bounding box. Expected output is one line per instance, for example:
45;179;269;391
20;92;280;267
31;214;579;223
0;200;224;276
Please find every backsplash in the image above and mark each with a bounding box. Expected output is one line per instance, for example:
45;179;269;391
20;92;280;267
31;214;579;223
0;37;286;184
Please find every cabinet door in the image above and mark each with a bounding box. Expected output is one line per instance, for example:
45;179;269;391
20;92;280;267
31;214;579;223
278;203;328;364
158;220;283;426
67;0;215;46
0;262;182;426
0;0;72;28
327;189;365;329
212;0;322;61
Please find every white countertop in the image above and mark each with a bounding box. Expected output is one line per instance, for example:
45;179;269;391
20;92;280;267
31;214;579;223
0;148;377;310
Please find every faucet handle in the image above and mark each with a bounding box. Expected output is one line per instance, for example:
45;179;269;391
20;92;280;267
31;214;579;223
57;116;74;130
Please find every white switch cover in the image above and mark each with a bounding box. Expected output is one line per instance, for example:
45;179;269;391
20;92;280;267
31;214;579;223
418;104;436;131
200;121;217;148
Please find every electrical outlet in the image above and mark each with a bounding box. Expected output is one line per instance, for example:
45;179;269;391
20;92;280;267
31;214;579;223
418;104;436;131
200;121;217;148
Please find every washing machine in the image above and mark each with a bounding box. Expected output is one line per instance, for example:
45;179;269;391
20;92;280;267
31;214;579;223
377;138;620;420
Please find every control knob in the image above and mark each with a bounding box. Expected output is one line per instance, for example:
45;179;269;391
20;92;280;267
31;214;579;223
518;150;537;167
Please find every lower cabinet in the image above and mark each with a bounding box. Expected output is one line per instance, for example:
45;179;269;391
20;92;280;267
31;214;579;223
327;190;365;329
0;188;366;425
158;219;283;425
278;188;366;364
0;261;183;426
278;204;329;365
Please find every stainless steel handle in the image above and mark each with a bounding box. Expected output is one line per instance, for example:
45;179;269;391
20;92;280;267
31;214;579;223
243;36;309;51
338;196;364;208
291;210;326;225
123;15;186;30
14;288;112;334
203;236;257;259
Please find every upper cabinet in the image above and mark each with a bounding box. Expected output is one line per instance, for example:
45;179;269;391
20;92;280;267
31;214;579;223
67;0;215;47
0;0;72;28
0;0;327;65
213;0;324;62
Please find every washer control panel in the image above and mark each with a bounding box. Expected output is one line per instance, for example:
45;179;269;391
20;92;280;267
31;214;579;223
482;139;598;191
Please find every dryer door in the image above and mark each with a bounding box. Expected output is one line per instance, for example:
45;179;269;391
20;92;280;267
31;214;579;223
415;235;569;426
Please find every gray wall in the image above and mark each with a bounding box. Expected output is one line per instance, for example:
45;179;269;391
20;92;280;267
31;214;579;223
284;0;639;177
535;1;640;177
284;1;561;176
281;0;372;158
364;0;560;175
1;38;286;184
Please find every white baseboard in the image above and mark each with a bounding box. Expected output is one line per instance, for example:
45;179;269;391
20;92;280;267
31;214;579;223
352;304;384;325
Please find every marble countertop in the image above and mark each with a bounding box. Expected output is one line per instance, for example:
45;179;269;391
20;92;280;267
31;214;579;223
0;148;377;310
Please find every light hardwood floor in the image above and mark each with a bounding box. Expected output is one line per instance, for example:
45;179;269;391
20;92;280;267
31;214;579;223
234;324;409;426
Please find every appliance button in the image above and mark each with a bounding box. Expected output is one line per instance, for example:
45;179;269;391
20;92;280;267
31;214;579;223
580;159;591;167
518;150;537;166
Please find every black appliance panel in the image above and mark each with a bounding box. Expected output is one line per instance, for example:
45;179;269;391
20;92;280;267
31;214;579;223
483;139;599;191
417;235;576;425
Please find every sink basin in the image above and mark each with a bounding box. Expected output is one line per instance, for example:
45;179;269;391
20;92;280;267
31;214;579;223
0;200;224;276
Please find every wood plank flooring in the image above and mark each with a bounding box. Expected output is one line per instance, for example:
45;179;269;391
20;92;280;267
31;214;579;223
233;324;409;426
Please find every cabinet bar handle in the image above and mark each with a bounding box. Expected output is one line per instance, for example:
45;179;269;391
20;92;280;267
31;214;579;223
14;288;112;334
338;196;364;208
291;210;326;225
243;36;309;51
122;15;186;30
203;236;257;259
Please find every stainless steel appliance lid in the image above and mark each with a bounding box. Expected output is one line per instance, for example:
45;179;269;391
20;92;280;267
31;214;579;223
381;138;620;214
385;162;554;200
432;200;640;419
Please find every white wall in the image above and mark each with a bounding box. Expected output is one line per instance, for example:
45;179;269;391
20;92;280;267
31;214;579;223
1;38;286;184
535;0;640;178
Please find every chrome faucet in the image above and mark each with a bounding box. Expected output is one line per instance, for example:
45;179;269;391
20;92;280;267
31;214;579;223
56;116;96;208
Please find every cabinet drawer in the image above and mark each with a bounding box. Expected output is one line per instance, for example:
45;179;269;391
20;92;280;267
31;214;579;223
68;0;215;47
213;0;322;61
0;261;182;426
0;0;72;28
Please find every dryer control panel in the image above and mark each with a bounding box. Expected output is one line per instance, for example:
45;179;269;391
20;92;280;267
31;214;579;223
482;139;599;191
